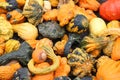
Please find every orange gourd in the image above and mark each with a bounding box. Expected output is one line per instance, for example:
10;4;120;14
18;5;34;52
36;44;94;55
7;9;25;24
0;66;16;80
100;0;120;21
0;61;21;80
32;48;47;64
111;37;120;60
54;56;70;78
96;56;120;80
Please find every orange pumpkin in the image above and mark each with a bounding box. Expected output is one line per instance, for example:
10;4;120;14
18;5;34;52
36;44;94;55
111;37;120;60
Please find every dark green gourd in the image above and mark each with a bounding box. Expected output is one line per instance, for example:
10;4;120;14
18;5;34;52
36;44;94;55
64;31;89;56
0;41;33;66
66;14;89;34
38;21;65;39
12;68;31;80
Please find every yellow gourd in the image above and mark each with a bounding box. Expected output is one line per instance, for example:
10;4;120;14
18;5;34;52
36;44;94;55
13;23;38;40
89;18;107;36
5;39;20;53
107;20;120;28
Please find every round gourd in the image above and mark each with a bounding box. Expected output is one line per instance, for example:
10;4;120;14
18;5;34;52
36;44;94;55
66;14;89;34
99;0;120;21
89;18;107;36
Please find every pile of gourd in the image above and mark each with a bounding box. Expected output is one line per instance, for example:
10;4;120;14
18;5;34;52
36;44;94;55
0;0;120;80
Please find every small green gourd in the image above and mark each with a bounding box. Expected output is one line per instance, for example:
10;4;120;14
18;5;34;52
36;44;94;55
67;14;89;34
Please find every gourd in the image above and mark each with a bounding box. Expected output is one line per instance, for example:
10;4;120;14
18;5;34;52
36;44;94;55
107;20;120;28
96;56;120;80
0;61;21;80
12;68;31;80
13;23;38;40
38;21;65;39
57;0;75;27
22;0;44;26
67;14;89;34
111;37;120;60
81;35;109;53
67;48;95;78
89;18;107;36
42;9;58;21
81;28;120;57
6;9;25;24
99;0;120;21
0;41;33;66
5;39;20;53
0;66;16;80
0;16;13;40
